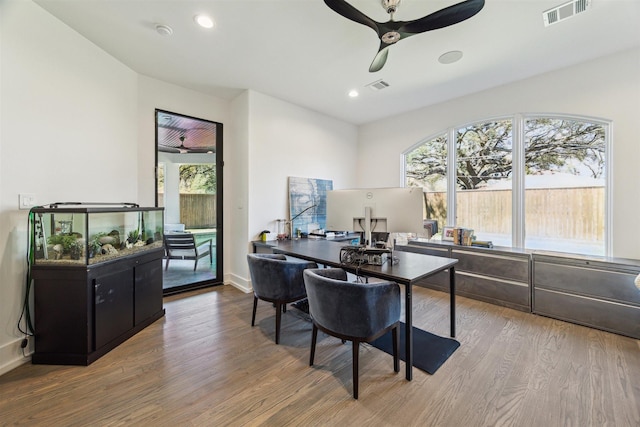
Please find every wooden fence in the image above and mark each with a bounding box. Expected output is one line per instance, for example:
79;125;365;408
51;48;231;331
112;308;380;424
157;194;217;229
425;187;604;240
162;187;604;239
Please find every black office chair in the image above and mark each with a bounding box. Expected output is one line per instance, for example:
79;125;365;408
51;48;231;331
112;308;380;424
303;268;401;399
246;253;317;344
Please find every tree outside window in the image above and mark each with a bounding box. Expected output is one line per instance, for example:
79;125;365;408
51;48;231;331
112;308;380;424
456;120;513;247
179;164;216;193
405;134;448;232
404;115;607;255
524;118;605;254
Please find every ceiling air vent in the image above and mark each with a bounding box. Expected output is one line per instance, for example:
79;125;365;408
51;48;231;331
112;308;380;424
366;79;390;91
543;0;592;26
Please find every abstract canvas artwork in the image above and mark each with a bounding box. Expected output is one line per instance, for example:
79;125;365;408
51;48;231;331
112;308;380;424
288;177;333;235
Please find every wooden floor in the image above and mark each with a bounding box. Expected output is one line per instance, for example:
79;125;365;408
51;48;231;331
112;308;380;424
1;284;639;426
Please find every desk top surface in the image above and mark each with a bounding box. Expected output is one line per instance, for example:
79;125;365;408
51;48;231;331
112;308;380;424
263;238;457;285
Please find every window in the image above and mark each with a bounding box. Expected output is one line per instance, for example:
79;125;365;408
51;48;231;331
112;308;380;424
405;134;448;231
456;120;513;247
523;117;606;254
404;115;608;255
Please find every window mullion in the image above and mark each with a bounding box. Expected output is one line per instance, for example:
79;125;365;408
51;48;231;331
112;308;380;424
447;127;457;227
605;123;612;256
512;115;524;248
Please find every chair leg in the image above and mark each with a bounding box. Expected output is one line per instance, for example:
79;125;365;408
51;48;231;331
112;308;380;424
352;340;359;399
283;304;287;313
275;302;282;344
310;324;318;366
251;296;258;327
392;326;399;373
193;259;198;271
165;259;169;271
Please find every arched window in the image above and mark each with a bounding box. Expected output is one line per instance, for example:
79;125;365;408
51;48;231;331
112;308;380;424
404;115;608;256
405;133;448;232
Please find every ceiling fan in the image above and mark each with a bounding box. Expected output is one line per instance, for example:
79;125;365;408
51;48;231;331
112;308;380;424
159;135;189;154
324;0;485;72
158;134;215;154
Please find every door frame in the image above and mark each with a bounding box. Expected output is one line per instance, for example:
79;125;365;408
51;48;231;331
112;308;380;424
154;109;224;294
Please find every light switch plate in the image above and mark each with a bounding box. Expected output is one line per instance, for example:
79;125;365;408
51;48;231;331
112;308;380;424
19;193;37;210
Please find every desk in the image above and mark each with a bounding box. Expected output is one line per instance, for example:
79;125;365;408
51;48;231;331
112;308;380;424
258;239;458;381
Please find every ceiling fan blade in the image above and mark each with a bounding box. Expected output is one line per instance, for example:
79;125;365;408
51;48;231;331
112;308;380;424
158;145;180;154
369;45;390;73
188;148;215;154
324;0;379;33
400;0;485;34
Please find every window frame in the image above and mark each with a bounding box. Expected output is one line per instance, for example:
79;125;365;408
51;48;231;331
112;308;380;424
402;113;612;256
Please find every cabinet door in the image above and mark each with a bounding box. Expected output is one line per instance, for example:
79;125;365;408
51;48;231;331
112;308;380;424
94;269;134;350
134;258;163;325
34;276;91;355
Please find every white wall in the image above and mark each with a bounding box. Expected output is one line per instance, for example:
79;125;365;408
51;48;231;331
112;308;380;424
136;75;230;208
227;91;250;289
226;90;359;291
0;0;138;374
247;91;358;237
358;48;640;259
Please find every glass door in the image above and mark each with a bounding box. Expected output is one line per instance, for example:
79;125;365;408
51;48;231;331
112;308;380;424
155;109;223;294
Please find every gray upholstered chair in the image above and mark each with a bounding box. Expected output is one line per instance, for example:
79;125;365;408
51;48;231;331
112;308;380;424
303;268;401;399
246;253;317;344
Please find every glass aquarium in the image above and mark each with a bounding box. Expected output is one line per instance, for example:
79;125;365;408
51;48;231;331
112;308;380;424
30;203;164;266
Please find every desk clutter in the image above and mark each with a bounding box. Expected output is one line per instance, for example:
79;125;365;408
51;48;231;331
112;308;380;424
339;245;391;266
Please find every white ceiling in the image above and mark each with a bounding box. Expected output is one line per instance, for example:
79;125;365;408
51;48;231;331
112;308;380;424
34;0;640;125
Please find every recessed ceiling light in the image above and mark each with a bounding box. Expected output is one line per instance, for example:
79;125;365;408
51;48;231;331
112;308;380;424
155;24;173;36
194;14;214;29
348;90;359;98
438;50;463;64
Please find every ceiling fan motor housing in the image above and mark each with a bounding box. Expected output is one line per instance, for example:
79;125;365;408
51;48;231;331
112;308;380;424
382;31;401;44
381;0;401;14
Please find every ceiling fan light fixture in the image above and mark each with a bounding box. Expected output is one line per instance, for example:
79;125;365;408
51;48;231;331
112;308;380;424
438;50;464;64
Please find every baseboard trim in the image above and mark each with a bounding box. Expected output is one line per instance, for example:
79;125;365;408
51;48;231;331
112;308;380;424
0;338;32;377
225;273;251;293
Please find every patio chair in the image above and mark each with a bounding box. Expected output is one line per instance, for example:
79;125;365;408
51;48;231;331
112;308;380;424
164;233;212;271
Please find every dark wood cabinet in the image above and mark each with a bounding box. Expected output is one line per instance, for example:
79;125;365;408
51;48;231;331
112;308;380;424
94;267;134;350
32;248;165;365
134;258;164;325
